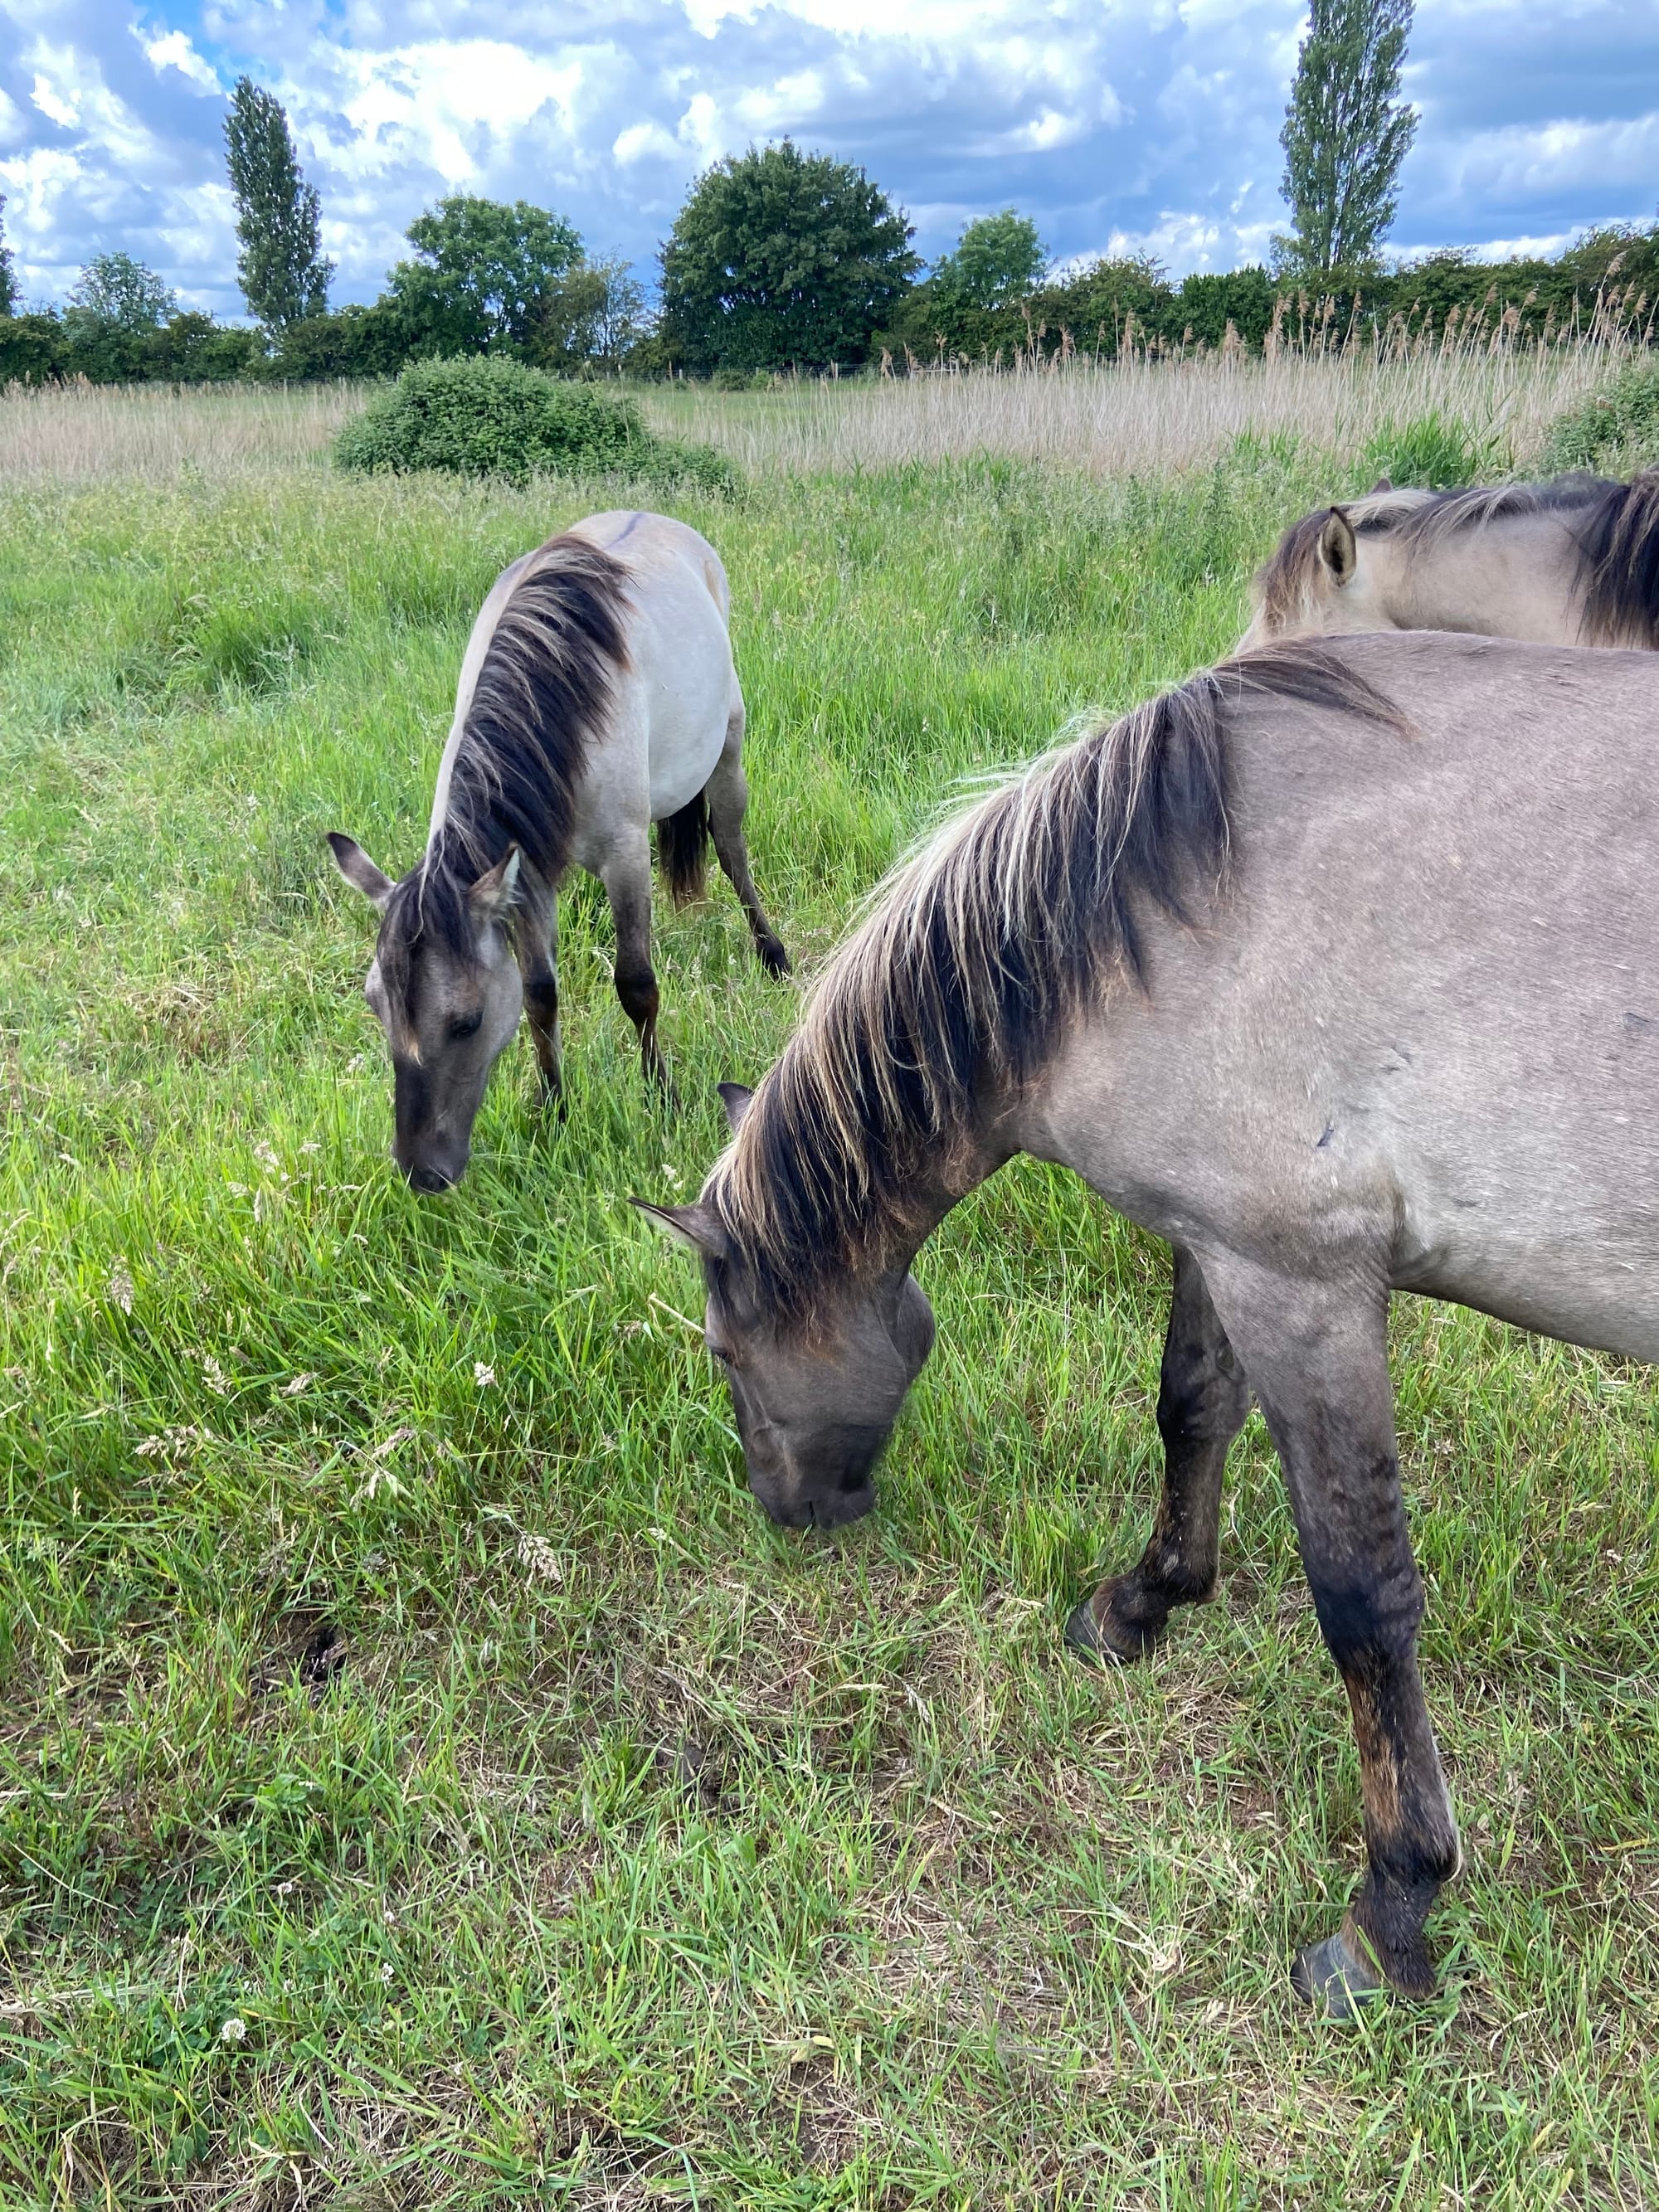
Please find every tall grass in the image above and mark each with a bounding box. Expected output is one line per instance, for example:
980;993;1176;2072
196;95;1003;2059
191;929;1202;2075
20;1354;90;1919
1;336;1629;485
0;377;363;480
0;429;1656;2206
645;343;1623;478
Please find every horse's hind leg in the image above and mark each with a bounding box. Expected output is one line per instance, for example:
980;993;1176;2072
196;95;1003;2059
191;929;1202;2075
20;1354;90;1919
1188;1254;1461;2010
599;833;668;1090
1068;1244;1248;1664
706;701;791;979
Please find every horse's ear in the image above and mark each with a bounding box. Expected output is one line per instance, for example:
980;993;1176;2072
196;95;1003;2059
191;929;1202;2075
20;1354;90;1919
328;833;394;911
1319;508;1358;586
630;1198;732;1261
1368;475;1392;493
469;845;522;924
717;1082;755;1134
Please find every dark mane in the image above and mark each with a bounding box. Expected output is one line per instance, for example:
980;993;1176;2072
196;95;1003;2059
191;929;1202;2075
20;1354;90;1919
708;643;1408;1325
379;535;630;1028
1256;471;1659;647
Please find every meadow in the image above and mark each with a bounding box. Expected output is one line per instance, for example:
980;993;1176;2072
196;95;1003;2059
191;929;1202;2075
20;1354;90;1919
1;365;1657;2210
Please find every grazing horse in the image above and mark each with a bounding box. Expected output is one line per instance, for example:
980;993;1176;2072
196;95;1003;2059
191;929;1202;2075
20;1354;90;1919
638;632;1659;2015
1239;469;1659;651
330;511;790;1191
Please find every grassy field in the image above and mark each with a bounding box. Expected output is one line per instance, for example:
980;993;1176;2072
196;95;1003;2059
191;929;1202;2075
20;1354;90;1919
1;383;1657;2209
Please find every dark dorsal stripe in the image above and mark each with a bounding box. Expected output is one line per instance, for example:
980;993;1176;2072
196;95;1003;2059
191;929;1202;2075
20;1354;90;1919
379;535;631;1028
710;642;1407;1325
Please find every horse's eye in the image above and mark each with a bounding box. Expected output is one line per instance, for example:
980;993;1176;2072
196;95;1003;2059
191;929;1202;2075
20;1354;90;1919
449;1013;483;1041
705;1340;732;1367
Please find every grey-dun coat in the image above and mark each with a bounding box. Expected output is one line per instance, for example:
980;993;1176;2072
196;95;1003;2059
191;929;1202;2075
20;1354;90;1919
1240;469;1659;650
641;631;1659;2015
331;511;789;1189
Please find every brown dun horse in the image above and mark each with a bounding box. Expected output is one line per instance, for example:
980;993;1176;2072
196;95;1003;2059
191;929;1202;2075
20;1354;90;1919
640;631;1659;2016
1240;468;1659;650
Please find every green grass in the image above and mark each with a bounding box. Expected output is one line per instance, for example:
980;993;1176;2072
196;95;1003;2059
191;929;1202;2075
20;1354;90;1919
2;435;1657;2209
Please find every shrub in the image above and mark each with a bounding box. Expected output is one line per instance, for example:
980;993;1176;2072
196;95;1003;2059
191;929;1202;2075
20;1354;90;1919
1358;411;1502;489
333;355;736;491
1541;358;1659;474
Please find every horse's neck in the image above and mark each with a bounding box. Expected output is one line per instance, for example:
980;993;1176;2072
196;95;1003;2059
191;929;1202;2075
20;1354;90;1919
1402;523;1580;644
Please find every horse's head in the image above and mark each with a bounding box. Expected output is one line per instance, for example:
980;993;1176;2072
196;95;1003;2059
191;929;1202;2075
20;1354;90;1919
636;1088;936;1529
1238;484;1403;650
328;833;524;1192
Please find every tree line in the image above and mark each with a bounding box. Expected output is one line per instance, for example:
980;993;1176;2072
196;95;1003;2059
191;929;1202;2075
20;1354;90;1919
1;0;1653;389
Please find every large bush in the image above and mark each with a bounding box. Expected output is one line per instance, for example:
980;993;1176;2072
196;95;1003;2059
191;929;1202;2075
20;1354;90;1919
1542;357;1659;474
333;356;735;491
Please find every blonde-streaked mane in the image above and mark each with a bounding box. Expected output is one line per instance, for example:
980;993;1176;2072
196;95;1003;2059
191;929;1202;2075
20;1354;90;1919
704;644;1408;1325
1253;471;1659;647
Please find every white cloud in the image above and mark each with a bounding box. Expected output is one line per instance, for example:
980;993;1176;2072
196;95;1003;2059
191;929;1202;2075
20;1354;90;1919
0;0;1652;318
138;26;220;91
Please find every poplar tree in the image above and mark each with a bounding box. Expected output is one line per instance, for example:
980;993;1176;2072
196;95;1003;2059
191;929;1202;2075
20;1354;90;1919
0;196;15;316
1275;0;1418;278
224;78;331;329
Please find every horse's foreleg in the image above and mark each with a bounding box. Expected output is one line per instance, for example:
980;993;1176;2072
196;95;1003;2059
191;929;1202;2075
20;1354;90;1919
1067;1243;1248;1664
599;836;667;1091
706;703;791;979
1190;1256;1461;2012
517;896;563;1111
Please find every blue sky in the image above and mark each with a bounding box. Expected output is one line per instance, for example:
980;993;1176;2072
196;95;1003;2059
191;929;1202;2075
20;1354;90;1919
2;0;1656;318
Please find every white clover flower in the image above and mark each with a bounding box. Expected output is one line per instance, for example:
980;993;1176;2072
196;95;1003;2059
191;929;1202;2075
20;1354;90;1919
220;2016;246;2045
473;1362;495;1388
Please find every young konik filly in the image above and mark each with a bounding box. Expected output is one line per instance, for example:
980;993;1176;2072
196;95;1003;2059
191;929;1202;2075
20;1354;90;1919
1238;467;1659;650
639;632;1659;2016
331;511;789;1190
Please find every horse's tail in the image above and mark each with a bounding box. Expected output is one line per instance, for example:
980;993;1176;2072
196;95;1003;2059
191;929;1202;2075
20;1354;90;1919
657;792;710;906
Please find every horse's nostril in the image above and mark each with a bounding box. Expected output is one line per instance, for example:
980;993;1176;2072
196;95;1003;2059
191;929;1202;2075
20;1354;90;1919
407;1160;455;1194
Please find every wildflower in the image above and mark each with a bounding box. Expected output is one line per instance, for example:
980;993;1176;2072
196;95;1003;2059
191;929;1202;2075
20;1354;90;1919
474;1362;495;1388
220;2016;246;2045
380;1962;394;1983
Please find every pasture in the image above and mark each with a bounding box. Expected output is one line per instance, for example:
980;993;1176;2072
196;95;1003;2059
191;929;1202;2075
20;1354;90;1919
2;370;1657;2208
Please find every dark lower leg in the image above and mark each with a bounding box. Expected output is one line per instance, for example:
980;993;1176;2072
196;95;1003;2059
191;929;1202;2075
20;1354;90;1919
602;850;667;1087
1203;1266;1460;2005
707;731;790;977
517;912;562;1106
1071;1246;1249;1663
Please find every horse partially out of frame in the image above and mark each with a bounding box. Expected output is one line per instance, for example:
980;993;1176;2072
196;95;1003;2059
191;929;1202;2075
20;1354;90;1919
638;631;1659;2016
1239;468;1659;650
331;511;790;1190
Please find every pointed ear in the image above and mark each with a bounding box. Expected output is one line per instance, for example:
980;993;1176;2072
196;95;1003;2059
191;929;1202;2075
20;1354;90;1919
1319;508;1358;586
469;845;522;925
630;1198;732;1261
717;1082;755;1135
1368;474;1392;493
328;832;394;911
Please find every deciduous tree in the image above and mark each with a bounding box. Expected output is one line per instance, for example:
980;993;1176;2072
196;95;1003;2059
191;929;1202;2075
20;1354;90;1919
660;141;918;373
383;196;584;357
930;211;1045;309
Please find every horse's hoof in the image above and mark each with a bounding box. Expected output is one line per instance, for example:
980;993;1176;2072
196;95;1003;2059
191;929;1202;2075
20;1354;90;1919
757;937;792;980
1290;1922;1387;2020
1064;1582;1162;1668
1064;1592;1140;1668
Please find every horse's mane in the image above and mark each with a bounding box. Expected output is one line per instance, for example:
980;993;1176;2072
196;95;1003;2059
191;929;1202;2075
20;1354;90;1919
705;642;1408;1325
378;534;630;1030
1254;471;1659;647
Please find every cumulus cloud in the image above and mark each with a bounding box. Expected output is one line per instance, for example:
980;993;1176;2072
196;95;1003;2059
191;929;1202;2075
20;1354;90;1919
0;0;1652;319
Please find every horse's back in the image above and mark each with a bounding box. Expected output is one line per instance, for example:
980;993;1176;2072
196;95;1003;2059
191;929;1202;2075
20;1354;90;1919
1038;631;1659;1361
564;510;732;625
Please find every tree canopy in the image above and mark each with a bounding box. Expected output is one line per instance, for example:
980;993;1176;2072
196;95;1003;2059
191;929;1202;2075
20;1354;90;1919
224;79;331;329
384;196;584;357
1276;0;1418;277
66;253;176;332
659;141;918;372
930;211;1046;309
